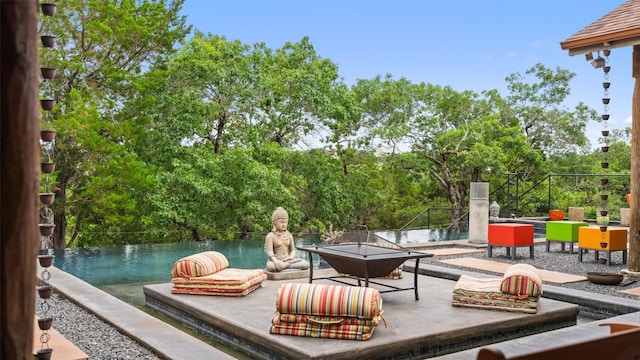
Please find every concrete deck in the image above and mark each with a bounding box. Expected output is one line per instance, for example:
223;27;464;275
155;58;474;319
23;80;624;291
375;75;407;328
144;269;579;359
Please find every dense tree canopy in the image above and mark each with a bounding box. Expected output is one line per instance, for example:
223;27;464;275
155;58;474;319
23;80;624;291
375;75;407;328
41;0;630;249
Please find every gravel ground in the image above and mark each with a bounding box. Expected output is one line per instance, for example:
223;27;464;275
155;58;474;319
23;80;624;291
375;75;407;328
34;243;639;360
35;294;162;360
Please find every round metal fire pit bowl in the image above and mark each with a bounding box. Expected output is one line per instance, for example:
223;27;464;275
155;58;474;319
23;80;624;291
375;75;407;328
586;272;623;285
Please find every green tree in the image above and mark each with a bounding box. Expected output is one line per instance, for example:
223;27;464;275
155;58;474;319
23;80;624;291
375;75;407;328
502;63;598;160
150;146;299;240
43;0;190;247
411;85;523;228
352;74;420;153
150;33;254;156
135;35;342;240
251;37;340;148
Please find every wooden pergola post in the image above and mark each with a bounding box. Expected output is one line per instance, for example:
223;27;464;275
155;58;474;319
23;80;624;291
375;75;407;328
630;45;640;272
1;0;41;358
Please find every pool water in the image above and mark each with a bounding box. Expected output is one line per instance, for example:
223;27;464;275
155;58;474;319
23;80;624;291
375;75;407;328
50;228;545;288
52;238;280;287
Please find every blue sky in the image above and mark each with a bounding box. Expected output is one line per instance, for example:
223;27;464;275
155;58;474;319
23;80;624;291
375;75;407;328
180;0;632;149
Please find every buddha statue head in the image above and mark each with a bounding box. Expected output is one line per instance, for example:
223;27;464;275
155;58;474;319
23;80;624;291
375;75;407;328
271;207;289;232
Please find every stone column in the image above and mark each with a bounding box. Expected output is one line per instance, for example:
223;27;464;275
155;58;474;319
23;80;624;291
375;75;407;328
621;208;631;227
468;182;489;244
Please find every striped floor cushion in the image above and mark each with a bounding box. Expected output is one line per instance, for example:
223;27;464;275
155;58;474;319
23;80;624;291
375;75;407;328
377;266;403;279
171;252;266;297
450;263;544;312
452;275;540;314
270;283;383;340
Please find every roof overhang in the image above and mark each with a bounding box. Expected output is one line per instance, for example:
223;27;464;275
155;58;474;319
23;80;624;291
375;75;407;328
560;29;640;56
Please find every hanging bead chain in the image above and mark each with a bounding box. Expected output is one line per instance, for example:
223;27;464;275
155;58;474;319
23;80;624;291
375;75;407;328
37;2;58;357
37;265;53;351
599;49;612;248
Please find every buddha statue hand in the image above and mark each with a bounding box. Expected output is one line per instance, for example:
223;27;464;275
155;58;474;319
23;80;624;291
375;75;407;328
273;257;290;271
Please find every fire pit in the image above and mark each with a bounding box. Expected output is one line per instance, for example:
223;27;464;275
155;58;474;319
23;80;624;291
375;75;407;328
586;272;623;285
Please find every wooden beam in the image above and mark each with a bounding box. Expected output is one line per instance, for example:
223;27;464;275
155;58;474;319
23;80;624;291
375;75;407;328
566;37;640;56
1;0;41;359
631;45;640;273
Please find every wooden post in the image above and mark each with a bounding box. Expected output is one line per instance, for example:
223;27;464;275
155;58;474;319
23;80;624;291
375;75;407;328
630;45;640;273
1;0;40;358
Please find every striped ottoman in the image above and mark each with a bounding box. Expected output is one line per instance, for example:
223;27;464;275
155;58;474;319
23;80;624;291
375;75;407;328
270;283;384;340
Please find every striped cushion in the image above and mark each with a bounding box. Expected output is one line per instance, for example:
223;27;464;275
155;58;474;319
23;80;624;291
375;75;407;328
274;312;380;327
275;283;382;319
500;264;543;297
270;315;376;340
172;282;263;297
171;251;229;278
453;275;540;314
172;268;265;285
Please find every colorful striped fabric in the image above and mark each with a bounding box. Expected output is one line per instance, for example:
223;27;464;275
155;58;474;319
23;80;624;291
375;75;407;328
172;282;264;297
270;315;377;341
275;283;382;319
500;264;543;297
451;264;544;314
274;312;380;327
452;275;540;314
172;268;266;285
271;283;383;340
171;251;229;278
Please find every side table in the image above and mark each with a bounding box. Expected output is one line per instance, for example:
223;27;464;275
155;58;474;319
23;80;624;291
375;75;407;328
488;223;534;260
545;221;588;254
578;226;628;266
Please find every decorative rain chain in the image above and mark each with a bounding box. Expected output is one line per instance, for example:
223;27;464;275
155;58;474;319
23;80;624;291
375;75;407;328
597;49;612;255
37;2;58;359
36;256;55;359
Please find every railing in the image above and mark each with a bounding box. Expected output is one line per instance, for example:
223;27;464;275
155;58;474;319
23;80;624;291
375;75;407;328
399;206;466;230
403;172;631;229
500;172;630;218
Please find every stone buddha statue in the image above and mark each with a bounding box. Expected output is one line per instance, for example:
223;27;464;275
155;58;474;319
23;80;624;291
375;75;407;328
265;207;309;272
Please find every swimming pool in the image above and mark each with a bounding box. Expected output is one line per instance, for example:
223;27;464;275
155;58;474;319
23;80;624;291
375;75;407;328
52;239;276;287
51;227;544;288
